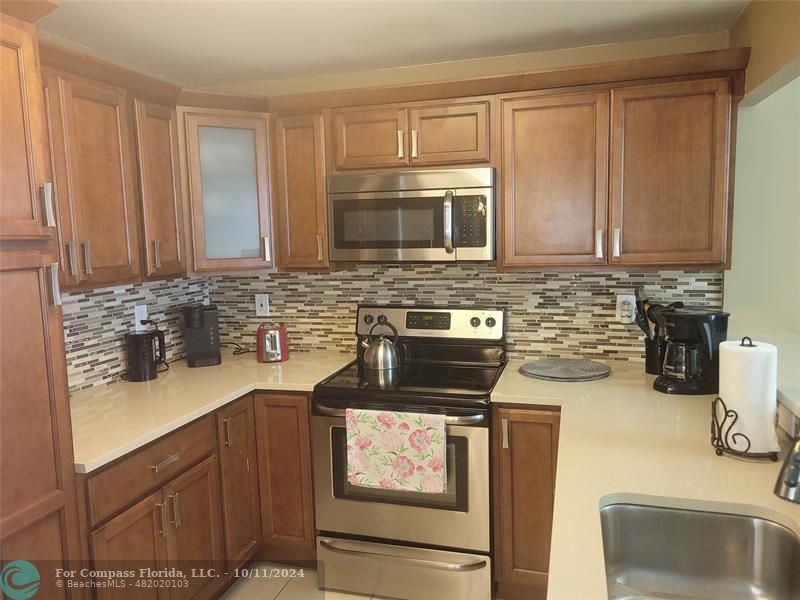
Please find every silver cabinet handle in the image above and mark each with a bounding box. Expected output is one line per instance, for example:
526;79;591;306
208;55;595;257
49;262;62;306
158;502;168;537
411;129;419;159
319;538;487;573
224;417;233;447
151;452;179;473
153;239;162;269
67;241;79;276
595;229;605;259
443;190;454;254
612;227;622;258
316;234;323;261
170;492;181;528
502;418;510;449
314;404;483;425
397;130;404;159
263;236;271;263
83;240;93;274
43;182;56;227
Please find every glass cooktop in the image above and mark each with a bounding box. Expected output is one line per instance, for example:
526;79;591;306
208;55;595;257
314;360;505;405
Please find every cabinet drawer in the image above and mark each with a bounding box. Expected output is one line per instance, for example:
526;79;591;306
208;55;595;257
86;415;216;526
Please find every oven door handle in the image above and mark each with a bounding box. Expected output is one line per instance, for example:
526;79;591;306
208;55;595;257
314;403;484;426
319;538;487;572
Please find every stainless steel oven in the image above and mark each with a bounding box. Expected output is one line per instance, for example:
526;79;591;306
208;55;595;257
327;168;494;262
311;402;491;599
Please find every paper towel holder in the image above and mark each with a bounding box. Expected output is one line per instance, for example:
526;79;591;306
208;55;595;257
740;336;757;347
711;396;779;461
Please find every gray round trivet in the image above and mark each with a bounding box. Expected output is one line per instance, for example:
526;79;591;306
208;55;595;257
519;358;611;382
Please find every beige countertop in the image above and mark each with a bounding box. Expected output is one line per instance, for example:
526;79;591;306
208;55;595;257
493;360;800;600
69;351;353;474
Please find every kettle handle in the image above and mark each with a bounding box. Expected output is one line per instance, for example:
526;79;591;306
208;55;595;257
368;320;399;346
155;329;166;365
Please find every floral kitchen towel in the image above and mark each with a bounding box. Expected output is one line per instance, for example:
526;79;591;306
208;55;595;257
345;408;447;494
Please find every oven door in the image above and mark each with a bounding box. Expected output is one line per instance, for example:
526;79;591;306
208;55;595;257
329;190;455;262
311;403;489;552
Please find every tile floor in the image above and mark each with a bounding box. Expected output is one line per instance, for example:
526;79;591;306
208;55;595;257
221;562;378;600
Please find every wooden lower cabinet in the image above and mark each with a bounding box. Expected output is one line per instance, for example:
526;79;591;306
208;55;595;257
493;406;560;600
254;393;316;563
0;249;82;599
87;453;225;600
216;396;260;567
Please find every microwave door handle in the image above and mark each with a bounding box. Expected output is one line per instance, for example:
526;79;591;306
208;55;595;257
443;190;454;254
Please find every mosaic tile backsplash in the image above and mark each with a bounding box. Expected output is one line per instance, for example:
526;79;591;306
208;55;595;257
62;278;209;392
209;264;723;361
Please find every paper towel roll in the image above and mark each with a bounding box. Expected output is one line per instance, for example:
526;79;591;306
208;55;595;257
717;339;779;453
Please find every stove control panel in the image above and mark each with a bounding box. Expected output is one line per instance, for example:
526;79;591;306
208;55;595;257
357;306;504;340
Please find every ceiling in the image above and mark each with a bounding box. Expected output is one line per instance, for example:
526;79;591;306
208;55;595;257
39;0;749;89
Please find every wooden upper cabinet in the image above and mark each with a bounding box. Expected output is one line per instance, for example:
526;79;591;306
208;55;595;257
493;407;560;596
333;107;408;169
133;100;185;279
501;91;609;267
273;113;329;270
45;71;142;287
254;393;316;563
180;108;273;272
217;396;260;567
409;100;489;165
0;15;54;240
610;78;732;266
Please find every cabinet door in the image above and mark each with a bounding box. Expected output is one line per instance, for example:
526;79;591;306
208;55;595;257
254;393;315;562
55;74;142;286
332;107;408;169
182;110;273;272
409;100;489;165
162;455;225;600
493;407;560;595
273;113;329;270
610;79;731;266
0;250;81;598
0;15;53;240
501;91;609;267
216;396;260;567
133;100;185;279
90;491;169;600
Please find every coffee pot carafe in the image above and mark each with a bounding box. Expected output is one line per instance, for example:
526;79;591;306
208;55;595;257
124;320;166;382
361;320;400;372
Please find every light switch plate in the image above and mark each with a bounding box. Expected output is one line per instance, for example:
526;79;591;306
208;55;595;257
134;305;148;331
615;294;636;324
255;294;269;317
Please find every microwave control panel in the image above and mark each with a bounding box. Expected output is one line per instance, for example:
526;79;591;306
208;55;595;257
453;195;488;248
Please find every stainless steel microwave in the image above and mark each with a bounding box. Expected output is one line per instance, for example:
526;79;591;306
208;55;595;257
327;168;495;262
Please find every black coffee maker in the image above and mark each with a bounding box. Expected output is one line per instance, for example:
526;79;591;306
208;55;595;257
183;304;221;367
654;307;729;395
124;320;166;382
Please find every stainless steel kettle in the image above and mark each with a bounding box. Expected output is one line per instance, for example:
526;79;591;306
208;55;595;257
361;321;400;371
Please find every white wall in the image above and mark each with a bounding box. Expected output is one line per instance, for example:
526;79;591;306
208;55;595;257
724;76;800;334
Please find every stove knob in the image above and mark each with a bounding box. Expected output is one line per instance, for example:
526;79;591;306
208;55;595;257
378;314;387;323
486;317;497;328
363;314;374;325
470;317;481;328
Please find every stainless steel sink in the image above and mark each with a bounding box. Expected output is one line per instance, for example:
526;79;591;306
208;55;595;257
600;503;800;600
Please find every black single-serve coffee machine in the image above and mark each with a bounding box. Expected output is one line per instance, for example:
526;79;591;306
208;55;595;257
183;304;221;367
654;307;729;395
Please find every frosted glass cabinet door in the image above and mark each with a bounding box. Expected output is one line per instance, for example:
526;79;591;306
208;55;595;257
183;111;272;271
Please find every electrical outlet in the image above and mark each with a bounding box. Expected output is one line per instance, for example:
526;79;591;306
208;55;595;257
255;294;270;317
615;294;636;324
134;305;148;331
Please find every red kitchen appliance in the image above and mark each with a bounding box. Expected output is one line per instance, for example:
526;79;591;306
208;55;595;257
257;323;289;363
